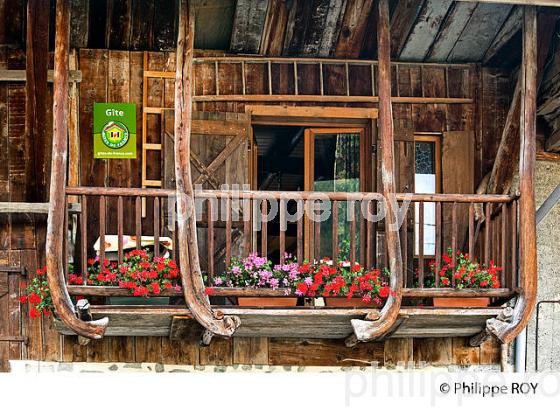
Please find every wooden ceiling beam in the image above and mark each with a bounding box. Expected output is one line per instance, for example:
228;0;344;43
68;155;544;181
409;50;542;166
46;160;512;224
390;0;424;58
425;1;478;62
483;6;523;64
230;0;269;54
399;0;454;61
260;0;289;56
334;0;376;58
447;2;513;62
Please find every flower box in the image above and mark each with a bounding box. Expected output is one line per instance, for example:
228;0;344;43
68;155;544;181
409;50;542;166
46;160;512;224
432;297;490;308
107;296;171;306
324;297;377;308
237;297;298;307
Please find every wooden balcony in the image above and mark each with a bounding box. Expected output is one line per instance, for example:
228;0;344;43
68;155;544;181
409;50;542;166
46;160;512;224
54;186;520;341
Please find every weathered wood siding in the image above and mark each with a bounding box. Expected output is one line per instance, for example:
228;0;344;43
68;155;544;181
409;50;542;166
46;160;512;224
0;47;512;370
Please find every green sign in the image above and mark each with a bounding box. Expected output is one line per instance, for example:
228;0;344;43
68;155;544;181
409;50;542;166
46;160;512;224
94;103;136;159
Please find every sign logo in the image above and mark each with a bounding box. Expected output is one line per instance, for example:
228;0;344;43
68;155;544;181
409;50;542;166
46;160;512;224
93;103;136;159
101;121;129;149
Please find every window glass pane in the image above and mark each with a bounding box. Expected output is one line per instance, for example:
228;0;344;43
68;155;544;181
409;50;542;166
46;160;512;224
313;132;360;260
414;139;437;256
415;141;435;174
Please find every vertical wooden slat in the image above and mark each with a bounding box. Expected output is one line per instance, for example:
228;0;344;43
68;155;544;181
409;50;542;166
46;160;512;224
214;60;219;95
241;61;246;95
501;204;507;286
99;195;106;265
226;196;232;263
81;195;87;280
135;196;142;250
359;206;366;267
207;200;214;280
171;198;177;261
511;200;517;288
401;206;408;287
468;203;474;259
279;199;286;263
117;195;124;264
366;200;372;268
293;61;298;95
435;202;442;288
319;62;324;96
153;196;160;258
267;60;272;95
350;201;356;265
451;202;457;287
243;197;251;256
63;195;68;279
260;199;267;257
485;203;491;265
332;201;339;262
418;201;424;288
297;200;303;262
370;63;375;96
314;201;321;261
345;62;350;96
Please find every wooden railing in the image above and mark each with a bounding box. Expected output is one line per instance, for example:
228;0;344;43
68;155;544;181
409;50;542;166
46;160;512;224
64;186;519;302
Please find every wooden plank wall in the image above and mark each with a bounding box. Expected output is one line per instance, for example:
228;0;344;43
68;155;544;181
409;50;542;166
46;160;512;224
0;48;512;370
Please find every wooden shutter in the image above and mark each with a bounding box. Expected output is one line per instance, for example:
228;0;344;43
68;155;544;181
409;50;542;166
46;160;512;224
162;111;251;275
442;131;475;250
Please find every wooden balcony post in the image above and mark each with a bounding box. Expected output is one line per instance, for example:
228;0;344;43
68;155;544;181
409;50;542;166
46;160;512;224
174;0;239;337
488;6;538;344
46;0;108;339
350;0;403;343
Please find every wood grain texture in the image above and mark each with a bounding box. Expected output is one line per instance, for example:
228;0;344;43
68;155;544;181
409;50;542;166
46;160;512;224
400;0;454;61
448;3;513;62
230;0;269;53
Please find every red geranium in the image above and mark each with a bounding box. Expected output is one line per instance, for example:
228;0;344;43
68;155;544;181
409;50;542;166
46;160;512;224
20;266;53;319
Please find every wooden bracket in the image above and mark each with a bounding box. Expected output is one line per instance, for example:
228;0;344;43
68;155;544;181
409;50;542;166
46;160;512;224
470;306;513;347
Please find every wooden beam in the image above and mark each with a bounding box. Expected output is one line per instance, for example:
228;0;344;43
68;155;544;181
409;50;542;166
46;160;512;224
546;130;560;151
46;0;108;340
487;79;521;195
25;0;50;202
174;0;240;338
0;202;80;213
0;69;82;82
448;3;513;62
193;95;473;104
536;183;560;224
230;0;269;53
490;6;538;344
399;0;454;61
483;6;523;64
425;1;478;62
246;105;378;119
259;0;289;56
487;10;557;195
390;0;424;59
350;0;403;343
